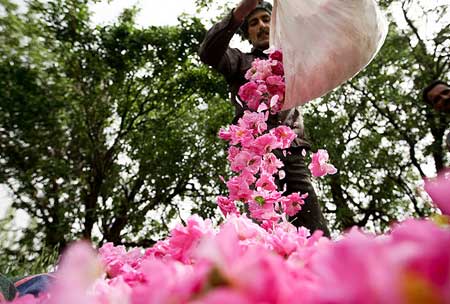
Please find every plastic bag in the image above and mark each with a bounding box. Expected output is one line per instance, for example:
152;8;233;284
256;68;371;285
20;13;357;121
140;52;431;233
270;0;388;109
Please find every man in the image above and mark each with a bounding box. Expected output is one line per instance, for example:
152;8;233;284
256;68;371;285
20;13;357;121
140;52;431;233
199;0;330;236
423;80;450;152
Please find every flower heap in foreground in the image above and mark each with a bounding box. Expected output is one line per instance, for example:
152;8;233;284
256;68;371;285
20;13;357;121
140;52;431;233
11;212;450;304
7;51;450;304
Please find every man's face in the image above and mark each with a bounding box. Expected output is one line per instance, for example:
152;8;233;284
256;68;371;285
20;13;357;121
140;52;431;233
247;9;271;50
427;83;450;113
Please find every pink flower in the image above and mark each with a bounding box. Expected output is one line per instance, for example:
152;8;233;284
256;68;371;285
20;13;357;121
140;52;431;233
250;133;281;155
237;81;257;101
257;83;268;95
266;223;301;257
308;220;450;303
268;95;284;114
257;101;269;112
92;277;131;304
238;169;257;185
248;199;279;224
266;75;285;97
237;80;269;111
98;243;143;279
269;49;283;61
280;192;308;216
261;153;284;175
308;149;338;177
238;81;262;110
226;146;240;163
248;190;282;225
168;215;214;263
230;150;252;172
196;223;300;302
226;176;253;202
144;239;171;259
195;223;299;303
245;58;273;81
389;219;450;302
224;214;268;241
255;173;277;191
238;111;268;135
191;289;252;304
309;228;403;304
225;250;294;302
230;150;261;174
423;168;450;215
130;259;208;304
218;127;231;141
194;221;244;269
217;196;240;216
228;125;254;146
9;294;49;304
252;189;282;206
46;241;104;304
270;125;297;149
271;60;284;76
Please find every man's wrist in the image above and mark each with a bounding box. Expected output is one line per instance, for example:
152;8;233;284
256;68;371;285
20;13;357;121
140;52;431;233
233;0;258;23
232;6;246;24
227;9;244;32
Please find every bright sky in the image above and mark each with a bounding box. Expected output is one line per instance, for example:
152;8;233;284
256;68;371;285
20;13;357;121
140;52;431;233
89;0;251;50
90;0;200;27
89;0;247;27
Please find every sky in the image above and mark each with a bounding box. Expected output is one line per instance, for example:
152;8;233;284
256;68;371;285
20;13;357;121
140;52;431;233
88;0;250;50
90;0;201;27
89;0;247;28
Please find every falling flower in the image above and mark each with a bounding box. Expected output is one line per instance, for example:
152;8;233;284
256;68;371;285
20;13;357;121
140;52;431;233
308;149;338;177
423;168;450;216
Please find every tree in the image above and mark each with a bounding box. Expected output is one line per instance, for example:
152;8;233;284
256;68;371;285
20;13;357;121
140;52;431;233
0;0;232;269
1;0;448;274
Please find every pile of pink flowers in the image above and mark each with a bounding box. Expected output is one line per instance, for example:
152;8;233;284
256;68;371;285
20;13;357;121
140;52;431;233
8;50;450;304
12;213;450;304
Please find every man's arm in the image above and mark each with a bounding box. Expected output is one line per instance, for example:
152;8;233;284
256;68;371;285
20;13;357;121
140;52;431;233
198;0;261;77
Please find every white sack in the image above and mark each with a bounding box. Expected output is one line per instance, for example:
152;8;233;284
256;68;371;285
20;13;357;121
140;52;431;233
270;0;388;110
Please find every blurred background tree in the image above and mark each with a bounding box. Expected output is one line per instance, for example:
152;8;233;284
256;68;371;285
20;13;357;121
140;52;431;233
0;0;448;274
0;0;232;275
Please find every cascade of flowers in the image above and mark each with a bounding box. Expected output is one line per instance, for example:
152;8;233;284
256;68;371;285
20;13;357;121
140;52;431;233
6;52;450;304
217;49;336;229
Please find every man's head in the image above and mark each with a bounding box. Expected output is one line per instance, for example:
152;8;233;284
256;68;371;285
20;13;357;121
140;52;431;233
423;80;450;113
239;1;272;50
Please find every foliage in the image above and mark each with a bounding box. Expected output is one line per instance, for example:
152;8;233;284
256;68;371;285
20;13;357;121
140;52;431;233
0;0;232;266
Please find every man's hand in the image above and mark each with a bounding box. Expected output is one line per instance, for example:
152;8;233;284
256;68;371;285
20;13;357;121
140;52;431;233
234;0;261;23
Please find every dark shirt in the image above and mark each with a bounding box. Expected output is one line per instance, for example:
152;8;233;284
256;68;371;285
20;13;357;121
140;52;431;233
198;11;310;149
